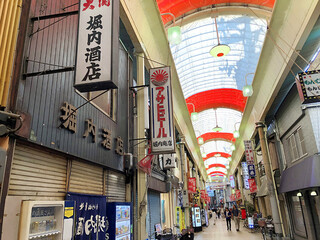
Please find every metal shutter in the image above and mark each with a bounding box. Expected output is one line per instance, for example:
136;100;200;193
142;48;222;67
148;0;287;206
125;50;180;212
105;169;126;202
69;160;104;195
147;190;161;240
8;143;67;200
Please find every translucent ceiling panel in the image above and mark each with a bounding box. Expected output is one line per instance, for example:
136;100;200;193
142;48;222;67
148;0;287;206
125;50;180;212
170;15;267;99
201;140;233;155
205;157;229;166
194;108;242;136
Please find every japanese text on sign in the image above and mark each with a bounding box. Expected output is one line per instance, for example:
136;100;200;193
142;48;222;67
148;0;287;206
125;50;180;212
150;67;175;154
244;140;255;165
75;0;116;92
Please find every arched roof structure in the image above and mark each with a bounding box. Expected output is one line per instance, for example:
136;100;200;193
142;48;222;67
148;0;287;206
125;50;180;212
156;0;272;183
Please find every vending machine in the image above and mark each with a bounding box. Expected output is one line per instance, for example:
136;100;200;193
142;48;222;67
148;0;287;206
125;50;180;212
191;207;202;232
18;200;75;240
106;202;132;240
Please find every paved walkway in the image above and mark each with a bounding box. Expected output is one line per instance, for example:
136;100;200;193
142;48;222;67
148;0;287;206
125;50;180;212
194;217;262;240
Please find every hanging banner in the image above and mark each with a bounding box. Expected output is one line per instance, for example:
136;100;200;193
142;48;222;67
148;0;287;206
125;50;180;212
248;164;256;177
244;140;255;165
296;70;320;104
74;0;119;92
163;153;175;169
200;190;206;199
248;179;258;193
235;190;241;200
188;178;196;193
66;192;107;240
229;175;235;188
138;147;154;175
150;67;175;154
241;162;250;189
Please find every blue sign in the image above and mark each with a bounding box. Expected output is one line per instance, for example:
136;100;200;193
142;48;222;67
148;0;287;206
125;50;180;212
248;217;254;229
248;164;256;177
66;192;107;240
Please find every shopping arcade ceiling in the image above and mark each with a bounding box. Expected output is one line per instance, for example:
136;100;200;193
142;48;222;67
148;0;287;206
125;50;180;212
156;0;273;182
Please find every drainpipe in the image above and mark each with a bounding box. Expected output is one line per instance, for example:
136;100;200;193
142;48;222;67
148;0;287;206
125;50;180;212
256;122;282;236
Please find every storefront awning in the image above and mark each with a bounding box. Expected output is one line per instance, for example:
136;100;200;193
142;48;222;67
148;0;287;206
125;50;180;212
279;154;320;193
256;176;268;197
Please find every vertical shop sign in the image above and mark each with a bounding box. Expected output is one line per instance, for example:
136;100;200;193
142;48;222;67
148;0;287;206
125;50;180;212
229;175;235;188
150;67;175;154
188;178;196;193
66;192;107;240
248;179;258;193
244;140;255;165
200;190;206;199
235;190;241;200
248;164;256;177
75;0;119;92
241;162;250;189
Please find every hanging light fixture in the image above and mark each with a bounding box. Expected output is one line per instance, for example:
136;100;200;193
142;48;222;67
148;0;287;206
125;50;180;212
233;122;241;139
228;157;232;161
209;17;230;57
201;147;207;158
161;13;181;45
212;108;223;132
230;144;236;151
310;191;318;196
187;102;198;121
243;72;254;97
214;141;221;157
195;130;204;145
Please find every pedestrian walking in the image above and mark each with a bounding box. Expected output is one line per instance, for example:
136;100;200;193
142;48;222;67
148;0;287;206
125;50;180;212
224;207;232;231
212;210;217;225
232;205;241;231
217;208;221;219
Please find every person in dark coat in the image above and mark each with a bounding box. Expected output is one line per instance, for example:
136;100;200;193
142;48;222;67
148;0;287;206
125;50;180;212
224;207;232;231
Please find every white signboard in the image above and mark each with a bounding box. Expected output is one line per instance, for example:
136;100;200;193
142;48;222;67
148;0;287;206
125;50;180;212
163;154;175;169
150;67;175;154
182;190;190;207
75;0;118;92
244;140;255;165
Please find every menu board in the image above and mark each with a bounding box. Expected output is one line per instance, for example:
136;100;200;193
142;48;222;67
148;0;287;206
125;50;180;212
116;205;131;240
194;207;202;227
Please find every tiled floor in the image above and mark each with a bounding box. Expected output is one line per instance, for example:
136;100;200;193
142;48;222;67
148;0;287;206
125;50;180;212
194;217;262;240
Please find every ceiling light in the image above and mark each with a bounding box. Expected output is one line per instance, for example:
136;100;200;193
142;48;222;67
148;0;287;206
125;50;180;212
214;153;221;157
243;73;254;97
310;191;318;196
161;13;181;45
231;144;236;151
233;130;240;139
297;192;302;197
212;108;223;132
187;102;198;121
209;17;230;57
168;26;181;45
226;166;229;169
228;157;232;161
198;137;204;145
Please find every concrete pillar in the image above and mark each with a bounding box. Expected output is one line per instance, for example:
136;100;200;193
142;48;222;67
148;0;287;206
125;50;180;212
253;148;267;215
256;122;282;235
136;53;147;240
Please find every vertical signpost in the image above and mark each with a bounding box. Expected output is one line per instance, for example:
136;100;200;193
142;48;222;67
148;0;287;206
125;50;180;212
149;67;175;154
75;0;119;92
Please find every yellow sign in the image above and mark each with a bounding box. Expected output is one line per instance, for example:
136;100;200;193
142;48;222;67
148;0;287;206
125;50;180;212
64;207;74;218
175;207;186;231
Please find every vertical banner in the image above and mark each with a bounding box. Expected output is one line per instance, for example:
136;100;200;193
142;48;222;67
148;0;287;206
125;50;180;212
66;192;107;240
241;162;250;189
200;190;206;199
188;178;196;193
248;179;258;193
150;67;175;154
235;190;241;200
244;140;255;164
138;147;154;175
75;0;119;92
248;164;256;177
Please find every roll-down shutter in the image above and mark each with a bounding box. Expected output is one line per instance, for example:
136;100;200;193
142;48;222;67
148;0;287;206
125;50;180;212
9;143;67;200
105;169;126;202
69;160;104;195
147;190;161;239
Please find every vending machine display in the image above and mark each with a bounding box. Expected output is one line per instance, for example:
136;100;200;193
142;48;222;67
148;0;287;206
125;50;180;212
191;207;202;232
106;202;132;240
19;201;65;240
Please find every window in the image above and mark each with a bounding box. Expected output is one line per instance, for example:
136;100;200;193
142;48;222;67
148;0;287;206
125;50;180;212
287;127;307;162
80;89;117;121
291;195;307;238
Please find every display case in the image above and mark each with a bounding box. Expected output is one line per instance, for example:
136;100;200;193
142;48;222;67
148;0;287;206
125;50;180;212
19;201;64;240
106;202;132;240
